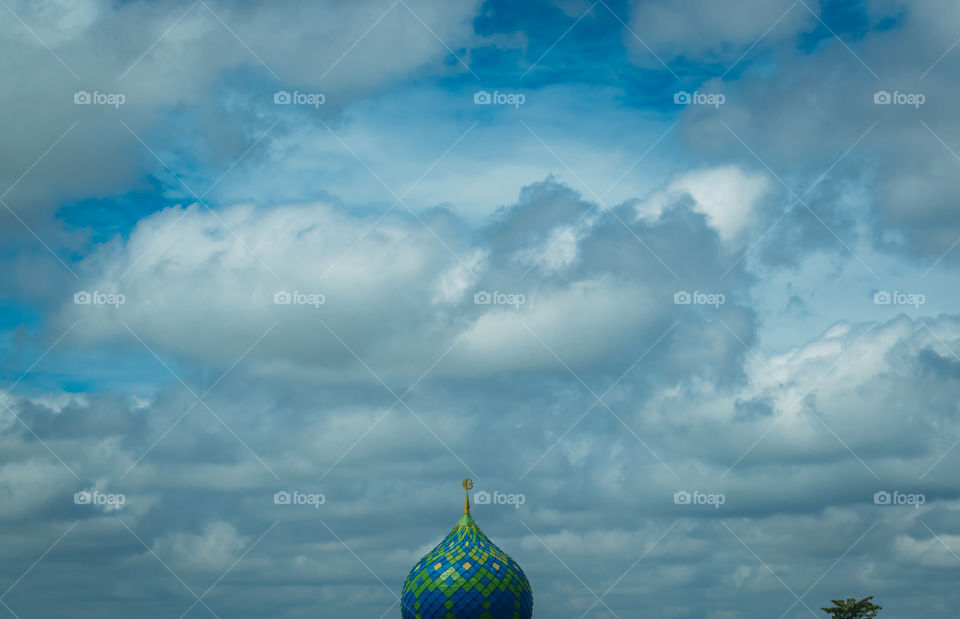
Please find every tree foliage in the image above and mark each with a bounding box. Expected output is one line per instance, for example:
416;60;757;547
821;596;882;619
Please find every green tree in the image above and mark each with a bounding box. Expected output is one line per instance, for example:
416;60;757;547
821;596;882;619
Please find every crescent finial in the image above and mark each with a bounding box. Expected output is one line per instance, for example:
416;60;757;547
463;478;473;514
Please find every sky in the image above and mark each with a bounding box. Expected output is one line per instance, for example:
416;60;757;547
1;0;960;617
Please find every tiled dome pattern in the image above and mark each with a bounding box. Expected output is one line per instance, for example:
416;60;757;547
401;512;533;619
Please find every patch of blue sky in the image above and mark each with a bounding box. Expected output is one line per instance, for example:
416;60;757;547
58;176;174;244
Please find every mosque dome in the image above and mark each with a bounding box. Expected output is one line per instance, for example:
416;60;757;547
401;480;533;619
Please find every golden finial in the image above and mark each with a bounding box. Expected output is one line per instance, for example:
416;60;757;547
463;478;474;514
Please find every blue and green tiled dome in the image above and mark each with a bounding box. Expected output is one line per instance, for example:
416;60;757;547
401;480;533;619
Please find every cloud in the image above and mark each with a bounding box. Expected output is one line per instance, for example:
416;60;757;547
634;165;774;242
153;521;251;572
4;164;956;614
667;0;960;263
0;0;484;239
627;0;818;66
6;304;960;617
51;180;754;385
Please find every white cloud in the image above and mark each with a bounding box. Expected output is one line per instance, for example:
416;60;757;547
635;166;772;242
0;0;484;230
154;521;251;572
456;276;665;371
54;178;740;382
894;532;960;568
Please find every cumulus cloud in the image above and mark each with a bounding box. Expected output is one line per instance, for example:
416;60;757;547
634;166;774;242
50;180;754;385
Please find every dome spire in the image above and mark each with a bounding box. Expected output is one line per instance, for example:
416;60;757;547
401;478;533;618
462;478;473;515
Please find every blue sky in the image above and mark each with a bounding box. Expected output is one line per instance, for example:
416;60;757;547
2;0;960;617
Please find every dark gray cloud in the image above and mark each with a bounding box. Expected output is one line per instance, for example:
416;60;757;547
4;314;960;617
